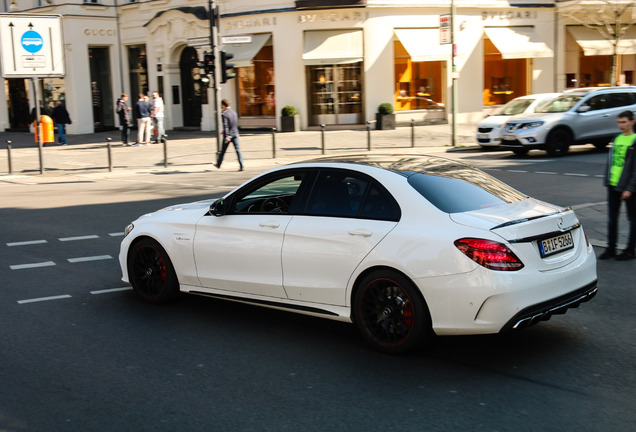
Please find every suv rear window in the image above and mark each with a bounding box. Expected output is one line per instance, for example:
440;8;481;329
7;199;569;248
407;168;527;213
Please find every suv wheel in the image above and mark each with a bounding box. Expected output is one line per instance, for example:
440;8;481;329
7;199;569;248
546;129;572;156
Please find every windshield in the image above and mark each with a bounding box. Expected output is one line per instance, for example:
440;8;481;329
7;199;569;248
494;98;533;116
535;95;583;113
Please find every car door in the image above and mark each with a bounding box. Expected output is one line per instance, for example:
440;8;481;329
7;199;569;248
193;169;311;298
574;93;614;141
282;168;401;306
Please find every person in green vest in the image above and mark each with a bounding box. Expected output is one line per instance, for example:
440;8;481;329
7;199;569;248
600;110;636;260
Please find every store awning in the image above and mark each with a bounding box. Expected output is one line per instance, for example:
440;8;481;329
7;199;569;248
394;29;450;62
567;26;636;56
302;30;363;65
222;34;271;68
484;27;553;59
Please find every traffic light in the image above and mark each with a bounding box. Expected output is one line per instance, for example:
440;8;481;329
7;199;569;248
220;50;236;83
203;52;214;75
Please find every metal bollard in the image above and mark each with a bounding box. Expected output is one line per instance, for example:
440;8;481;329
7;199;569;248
321;124;326;155
162;134;168;168
411;119;415;148
7;141;12;174
366;121;372;151
271;128;277;159
106;138;113;172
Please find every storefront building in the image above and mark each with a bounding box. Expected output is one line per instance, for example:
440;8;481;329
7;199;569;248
0;1;634;134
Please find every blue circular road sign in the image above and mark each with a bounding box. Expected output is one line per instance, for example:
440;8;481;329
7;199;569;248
21;30;44;53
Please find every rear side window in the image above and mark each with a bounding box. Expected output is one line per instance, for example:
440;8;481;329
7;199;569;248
407;168;526;213
608;92;635;108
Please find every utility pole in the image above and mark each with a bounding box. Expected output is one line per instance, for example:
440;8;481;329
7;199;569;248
208;0;222;155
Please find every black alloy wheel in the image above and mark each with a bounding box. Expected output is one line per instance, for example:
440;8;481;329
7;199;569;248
353;270;430;354
546;129;572;156
128;238;179;304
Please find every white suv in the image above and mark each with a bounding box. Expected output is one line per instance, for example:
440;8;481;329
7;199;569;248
500;87;636;156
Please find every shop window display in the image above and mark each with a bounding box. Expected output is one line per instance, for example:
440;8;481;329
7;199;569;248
237;45;275;117
483;39;528;106
393;41;444;111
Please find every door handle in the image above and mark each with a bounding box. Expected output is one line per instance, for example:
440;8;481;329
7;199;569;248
348;229;372;237
259;221;280;228
603;114;611;117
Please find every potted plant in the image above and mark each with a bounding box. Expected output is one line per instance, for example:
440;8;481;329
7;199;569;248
376;102;396;130
280;105;300;132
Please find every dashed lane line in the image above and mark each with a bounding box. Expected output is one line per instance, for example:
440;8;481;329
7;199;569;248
109;232;124;237
10;261;56;270
58;235;100;242
6;240;48;247
90;287;132;295
17;295;72;304
67;255;113;263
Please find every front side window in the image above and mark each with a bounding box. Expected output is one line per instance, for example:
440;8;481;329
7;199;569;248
232;171;307;214
536;95;583;113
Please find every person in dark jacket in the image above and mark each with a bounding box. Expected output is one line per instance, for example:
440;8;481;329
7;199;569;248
600;110;636;260
116;93;132;146
51;101;71;145
215;99;244;171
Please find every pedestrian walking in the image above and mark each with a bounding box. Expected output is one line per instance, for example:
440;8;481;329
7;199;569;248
116;93;132;146
51;101;71;146
599;110;636;261
151;91;165;143
135;93;152;146
215;99;244;171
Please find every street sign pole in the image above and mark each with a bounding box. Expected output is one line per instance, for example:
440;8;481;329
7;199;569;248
32;77;44;173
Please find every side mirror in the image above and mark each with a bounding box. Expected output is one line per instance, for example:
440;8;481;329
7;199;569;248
209;199;226;217
577;105;591;113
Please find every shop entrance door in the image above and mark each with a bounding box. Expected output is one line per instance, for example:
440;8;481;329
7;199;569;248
6;79;30;131
180;47;203;127
307;63;362;126
88;47;115;131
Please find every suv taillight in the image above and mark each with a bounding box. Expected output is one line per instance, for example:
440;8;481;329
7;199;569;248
454;238;524;271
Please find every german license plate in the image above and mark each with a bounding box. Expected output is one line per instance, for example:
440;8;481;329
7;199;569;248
477;133;490;139
502;134;516;141
539;232;574;257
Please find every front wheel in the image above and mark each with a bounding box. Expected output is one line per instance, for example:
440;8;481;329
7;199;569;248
546;129;572;156
128;238;179;304
353;270;431;354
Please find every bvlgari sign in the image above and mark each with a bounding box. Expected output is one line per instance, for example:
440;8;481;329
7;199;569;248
482;10;538;20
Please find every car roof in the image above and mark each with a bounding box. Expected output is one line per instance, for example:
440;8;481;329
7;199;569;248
293;153;470;178
562;86;636;96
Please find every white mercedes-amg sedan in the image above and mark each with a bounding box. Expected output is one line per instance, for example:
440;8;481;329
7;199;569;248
119;154;597;354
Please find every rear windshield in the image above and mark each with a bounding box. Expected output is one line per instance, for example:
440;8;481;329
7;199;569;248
407;168;527;213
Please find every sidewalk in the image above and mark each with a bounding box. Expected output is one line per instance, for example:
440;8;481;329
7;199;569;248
0;122;628;254
0;122;477;175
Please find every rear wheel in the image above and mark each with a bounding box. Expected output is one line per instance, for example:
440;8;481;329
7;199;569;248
353;270;431;354
546;129;572;156
128;238;179;304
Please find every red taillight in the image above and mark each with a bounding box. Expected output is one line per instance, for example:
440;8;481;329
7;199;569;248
454;238;524;271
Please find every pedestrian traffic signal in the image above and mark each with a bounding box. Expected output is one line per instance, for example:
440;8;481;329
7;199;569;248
203;52;214;75
220;50;236;83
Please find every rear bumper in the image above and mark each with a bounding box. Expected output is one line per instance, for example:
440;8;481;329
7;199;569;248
500;279;598;332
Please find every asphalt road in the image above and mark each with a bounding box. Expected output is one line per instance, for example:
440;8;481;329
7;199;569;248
1;146;634;432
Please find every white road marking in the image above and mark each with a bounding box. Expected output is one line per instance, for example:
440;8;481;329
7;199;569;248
564;173;589;177
6;239;48;247
508;170;528;173
10;261;56;270
91;287;132;295
67;255;113;263
59;235;100;242
17;295;72;304
109;232;124;237
534;171;557;175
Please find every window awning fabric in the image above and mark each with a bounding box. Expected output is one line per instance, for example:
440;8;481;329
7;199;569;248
394;29;450;62
484;27;553;59
302;30;363;65
222;34;271;68
567;26;636;56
